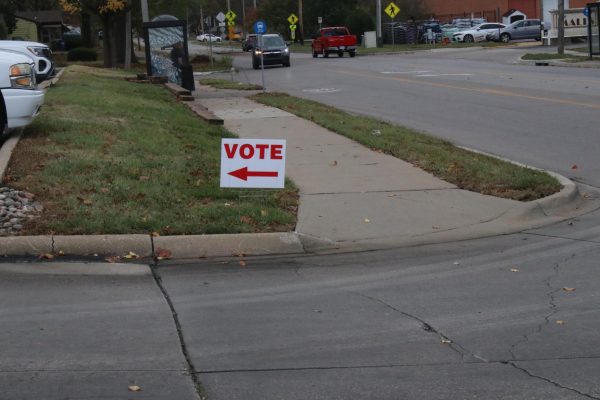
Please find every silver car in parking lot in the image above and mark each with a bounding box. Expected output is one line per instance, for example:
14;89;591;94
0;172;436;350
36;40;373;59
487;19;543;43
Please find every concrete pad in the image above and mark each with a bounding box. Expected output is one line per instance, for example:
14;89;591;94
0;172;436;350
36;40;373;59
53;234;152;257
296;189;517;243
0;235;53;256
198;97;293;119
154;232;304;259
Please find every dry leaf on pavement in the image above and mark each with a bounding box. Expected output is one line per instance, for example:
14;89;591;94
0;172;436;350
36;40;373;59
562;287;576;292
155;248;172;260
556;320;566;325
510;268;520;272
239;260;247;267
128;385;141;392
39;253;55;260
105;256;121;263
124;251;140;259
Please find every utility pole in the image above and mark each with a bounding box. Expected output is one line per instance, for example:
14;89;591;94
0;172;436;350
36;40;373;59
558;0;565;54
141;0;149;22
376;0;382;47
227;0;231;11
299;0;304;45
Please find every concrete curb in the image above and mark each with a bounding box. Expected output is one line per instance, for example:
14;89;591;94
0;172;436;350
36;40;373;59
517;55;600;69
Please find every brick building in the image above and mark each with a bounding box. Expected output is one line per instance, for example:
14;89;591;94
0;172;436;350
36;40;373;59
423;0;590;23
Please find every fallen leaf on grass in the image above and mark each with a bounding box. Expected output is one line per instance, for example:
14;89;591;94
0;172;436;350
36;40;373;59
155;248;172;260
139;176;150;181
562;287;576;292
240;215;253;224
100;188;110;194
128;385;141;392
260;209;268;217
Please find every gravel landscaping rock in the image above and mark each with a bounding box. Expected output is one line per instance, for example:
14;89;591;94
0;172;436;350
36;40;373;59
0;187;42;236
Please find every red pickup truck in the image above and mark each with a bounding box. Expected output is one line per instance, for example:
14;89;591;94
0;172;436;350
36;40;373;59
311;26;357;58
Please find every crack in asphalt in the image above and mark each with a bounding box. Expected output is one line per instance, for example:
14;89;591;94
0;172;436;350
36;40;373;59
353;292;487;363
150;264;205;400
505;361;600;400
509;261;562;360
525;232;600;245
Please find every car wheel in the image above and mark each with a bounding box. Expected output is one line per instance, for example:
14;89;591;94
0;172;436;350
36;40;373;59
463;34;474;43
312;47;318;58
283;60;291;67
535;37;541;41
349;51;356;58
338;51;344;57
500;33;511;43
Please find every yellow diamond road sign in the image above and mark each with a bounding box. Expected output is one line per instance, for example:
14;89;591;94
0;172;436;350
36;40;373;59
288;13;298;25
385;2;400;19
225;10;237;21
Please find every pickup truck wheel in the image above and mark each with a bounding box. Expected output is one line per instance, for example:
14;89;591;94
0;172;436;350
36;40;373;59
322;48;328;58
312;48;318;58
338;51;344;58
349;51;356;57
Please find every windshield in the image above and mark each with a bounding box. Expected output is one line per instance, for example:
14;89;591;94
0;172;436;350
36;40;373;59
261;36;285;47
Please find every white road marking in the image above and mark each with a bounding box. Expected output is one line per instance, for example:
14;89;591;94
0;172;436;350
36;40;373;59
302;88;341;93
416;73;473;77
380;71;432;74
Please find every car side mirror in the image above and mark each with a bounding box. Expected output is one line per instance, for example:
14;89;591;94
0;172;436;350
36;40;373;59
286;41;291;46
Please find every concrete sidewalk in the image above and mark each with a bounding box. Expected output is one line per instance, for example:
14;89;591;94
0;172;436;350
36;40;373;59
193;87;594;252
0;83;595;259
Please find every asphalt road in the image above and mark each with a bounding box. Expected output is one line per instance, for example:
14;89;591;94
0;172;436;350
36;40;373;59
226;44;600;188
3;209;599;399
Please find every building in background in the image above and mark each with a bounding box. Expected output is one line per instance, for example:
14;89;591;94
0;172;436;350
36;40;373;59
9;11;64;44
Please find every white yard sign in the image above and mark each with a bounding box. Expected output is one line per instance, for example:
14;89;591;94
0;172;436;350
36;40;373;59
220;139;286;189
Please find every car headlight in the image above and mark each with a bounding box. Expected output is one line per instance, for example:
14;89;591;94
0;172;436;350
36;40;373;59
283;48;289;54
10;63;36;89
27;46;46;57
254;50;262;55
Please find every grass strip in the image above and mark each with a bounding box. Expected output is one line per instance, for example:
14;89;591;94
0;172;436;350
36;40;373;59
253;92;561;201
7;65;297;235
199;78;262;90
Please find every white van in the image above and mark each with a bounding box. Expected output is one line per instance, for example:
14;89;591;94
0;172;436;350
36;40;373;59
0;40;55;82
0;50;45;136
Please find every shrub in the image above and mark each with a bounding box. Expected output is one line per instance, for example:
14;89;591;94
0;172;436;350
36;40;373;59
67;47;98;62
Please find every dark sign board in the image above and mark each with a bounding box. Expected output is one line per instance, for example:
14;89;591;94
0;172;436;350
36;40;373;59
143;20;190;86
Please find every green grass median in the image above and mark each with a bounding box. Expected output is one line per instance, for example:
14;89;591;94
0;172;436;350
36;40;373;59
253;92;561;201
7;66;297;235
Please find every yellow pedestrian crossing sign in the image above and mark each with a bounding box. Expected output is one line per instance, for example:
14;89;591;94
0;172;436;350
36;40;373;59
288;13;298;25
385;2;400;19
225;10;237;22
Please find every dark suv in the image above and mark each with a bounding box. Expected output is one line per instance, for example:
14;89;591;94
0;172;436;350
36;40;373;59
252;34;290;69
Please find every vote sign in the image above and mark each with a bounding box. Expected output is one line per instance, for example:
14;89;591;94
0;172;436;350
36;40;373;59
220;139;286;188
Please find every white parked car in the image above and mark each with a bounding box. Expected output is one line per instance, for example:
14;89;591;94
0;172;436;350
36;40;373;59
0;50;45;136
0;40;55;82
452;23;506;43
196;33;222;42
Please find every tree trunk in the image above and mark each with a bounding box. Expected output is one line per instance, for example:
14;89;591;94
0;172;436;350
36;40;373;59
102;17;112;67
81;13;92;47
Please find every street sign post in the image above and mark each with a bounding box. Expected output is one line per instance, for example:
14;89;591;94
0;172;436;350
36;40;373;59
220;139;287;189
385;2;400;47
288;13;299;25
216;12;226;23
384;2;400;19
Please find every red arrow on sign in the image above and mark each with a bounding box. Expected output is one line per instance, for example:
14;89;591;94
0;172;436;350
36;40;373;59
228;167;279;181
